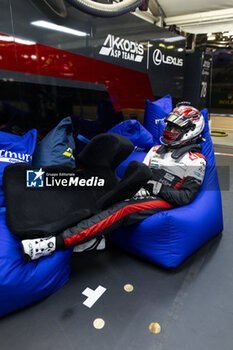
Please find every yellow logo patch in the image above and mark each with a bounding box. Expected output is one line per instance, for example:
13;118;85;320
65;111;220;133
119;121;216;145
63;147;74;158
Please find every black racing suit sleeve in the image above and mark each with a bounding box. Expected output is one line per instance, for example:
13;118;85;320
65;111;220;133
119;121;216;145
159;176;202;207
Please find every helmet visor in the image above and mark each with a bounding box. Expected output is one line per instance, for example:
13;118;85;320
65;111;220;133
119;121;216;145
163;122;182;143
164;113;193;129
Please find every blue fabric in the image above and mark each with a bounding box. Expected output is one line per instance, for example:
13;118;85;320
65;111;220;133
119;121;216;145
144;95;172;142
107;120;154;151
111;109;223;268
0;130;72;317
0;212;72;317
0;129;37;208
32;117;76;167
77;134;90;144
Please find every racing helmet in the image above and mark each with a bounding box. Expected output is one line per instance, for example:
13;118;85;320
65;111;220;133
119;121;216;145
162;103;205;147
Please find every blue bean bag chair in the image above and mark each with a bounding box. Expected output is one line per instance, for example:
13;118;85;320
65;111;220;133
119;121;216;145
144;95;172;143
107;120;154;151
32;116;76;168
0;130;72;317
111;109;223;268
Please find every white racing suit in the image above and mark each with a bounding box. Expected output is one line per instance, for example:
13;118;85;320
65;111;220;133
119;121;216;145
21;143;207;259
58;143;207;248
141;144;207;206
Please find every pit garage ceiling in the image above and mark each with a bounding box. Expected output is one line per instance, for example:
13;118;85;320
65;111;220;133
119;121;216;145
149;0;233;34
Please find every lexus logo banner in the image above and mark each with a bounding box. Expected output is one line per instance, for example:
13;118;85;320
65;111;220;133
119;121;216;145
152;49;183;67
98;34;184;68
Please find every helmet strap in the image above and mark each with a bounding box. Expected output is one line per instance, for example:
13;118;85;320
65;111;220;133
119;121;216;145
156;144;169;155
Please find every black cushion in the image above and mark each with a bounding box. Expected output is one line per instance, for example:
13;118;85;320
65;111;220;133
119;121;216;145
3;134;135;238
77;133;134;170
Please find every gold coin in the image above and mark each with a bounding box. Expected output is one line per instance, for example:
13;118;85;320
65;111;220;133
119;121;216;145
124;284;134;292
93;318;105;329
149;322;161;334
